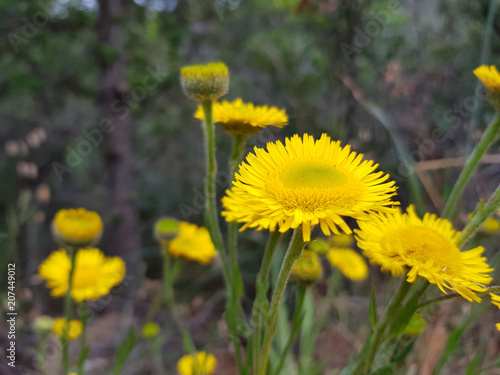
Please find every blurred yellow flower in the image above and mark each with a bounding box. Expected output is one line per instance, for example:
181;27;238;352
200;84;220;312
194;98;288;136
356;205;493;302
38;248;126;303
330;233;354;248
468;213;500;233
177;352;217;375
141;322;160;338
290;250;322;284
222;134;398;242
180;62;229;102
307;239;330;255
326;248;368;281
52;208;102;247
168;222;217;264
52;318;82;341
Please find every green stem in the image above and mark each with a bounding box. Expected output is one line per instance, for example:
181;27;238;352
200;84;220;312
273;285;307;375
442;112;500;220
458;182;500;247
257;227;305;375
251;230;282;372
353;278;412;375
62;248;77;374
38;334;48;375
77;302;90;375
162;253;196;354
419;285;500;308
227;134;248;375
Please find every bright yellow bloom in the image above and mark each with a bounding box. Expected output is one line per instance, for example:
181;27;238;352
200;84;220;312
38;248;126;303
496;323;500;332
194;98;288;136
356;205;493;302
168;222;217;264
177;352;217;375
330;233;354;247
52;318;82;341
326;248;368;281
52;208;102;247
222;134;398;241
180;62;229;102
290;250;322;284
474;65;500;108
141;322;160;338
491;293;500;309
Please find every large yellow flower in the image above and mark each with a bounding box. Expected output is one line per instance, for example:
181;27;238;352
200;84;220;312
194;98;288;136
326;248;368;281
222;133;398;241
52;318;82;340
356;206;493;302
168;222;217;264
38;248;126;303
52;208;103;247
177;352;217;375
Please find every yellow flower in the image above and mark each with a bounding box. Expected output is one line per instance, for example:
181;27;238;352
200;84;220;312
38;248;126;303
141;322;160;338
330;233;354;248
154;217;180;244
496;323;500;332
168;222;217;264
194;98;288;136
52;318;82;340
290;250;322;284
356;205;493;302
177;352;217;375
474;65;500;108
180;62;229;102
326;248;368;281
52;208;103;247
491;294;500;331
222;134;398;241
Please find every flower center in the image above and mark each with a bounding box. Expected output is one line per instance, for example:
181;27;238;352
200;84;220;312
266;160;363;213
280;162;349;189
382;226;461;272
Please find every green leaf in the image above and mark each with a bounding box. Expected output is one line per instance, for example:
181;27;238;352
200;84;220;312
111;327;137;375
369;285;377;328
370;365;395;375
465;350;483;375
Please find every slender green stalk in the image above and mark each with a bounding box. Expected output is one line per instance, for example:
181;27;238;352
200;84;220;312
38;334;48;375
458;182;500;247
353;278;412;375
419;285;500;308
62;248;77;374
442;112;500;220
274;285;307;375
251;230;283;372
257;227;305;375
226;134;249;375
77;302;90;375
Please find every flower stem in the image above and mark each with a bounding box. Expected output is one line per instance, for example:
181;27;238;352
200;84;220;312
77;302;90;375
227;134;248;375
458;182;500;247
251;230;282;372
419;285;500;308
257;227;304;375
62;248;77;374
442;111;500;220
353;278;412;375
38;334;48;375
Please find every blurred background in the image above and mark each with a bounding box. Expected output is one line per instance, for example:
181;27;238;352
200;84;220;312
1;0;500;374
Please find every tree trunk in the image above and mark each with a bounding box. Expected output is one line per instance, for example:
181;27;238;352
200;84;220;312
97;0;141;277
